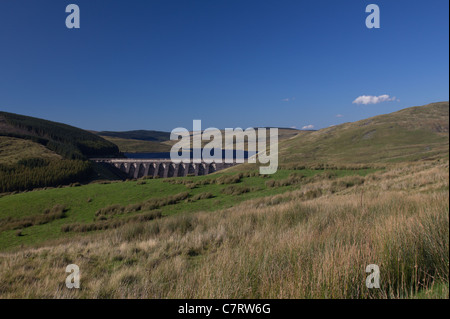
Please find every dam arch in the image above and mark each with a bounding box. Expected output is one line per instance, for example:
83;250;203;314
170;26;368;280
168;164;176;178
137;163;146;178
198;164;205;176
128;164;136;178
157;163;166;178
177;164;186;177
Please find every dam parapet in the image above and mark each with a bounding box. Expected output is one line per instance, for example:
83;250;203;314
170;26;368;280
91;158;236;179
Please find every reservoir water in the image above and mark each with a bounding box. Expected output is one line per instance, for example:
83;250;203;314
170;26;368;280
125;149;255;160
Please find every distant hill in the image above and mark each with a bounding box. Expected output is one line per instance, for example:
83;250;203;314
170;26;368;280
97;130;171;142
0;111;120;159
98;136;173;153
97;128;301;153
279;102;449;164
94;130;173;153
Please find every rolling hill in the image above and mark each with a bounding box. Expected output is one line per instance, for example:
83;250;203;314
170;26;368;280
0;111;120;159
0;111;122;192
0;136;61;165
278;102;449;165
98;135;173;153
1;102;448;193
97;128;301;153
97;130;171;142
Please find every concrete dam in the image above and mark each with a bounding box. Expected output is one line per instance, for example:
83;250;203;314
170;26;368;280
92;159;236;179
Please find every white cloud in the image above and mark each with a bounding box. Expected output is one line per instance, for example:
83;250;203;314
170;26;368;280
352;94;398;105
290;126;297;129
302;124;315;130
336;114;344;118
281;98;290;102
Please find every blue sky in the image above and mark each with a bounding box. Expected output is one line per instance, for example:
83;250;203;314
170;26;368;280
0;0;448;131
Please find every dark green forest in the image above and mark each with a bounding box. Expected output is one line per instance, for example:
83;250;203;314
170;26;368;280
0;111;120;159
0;111;121;193
0;158;92;193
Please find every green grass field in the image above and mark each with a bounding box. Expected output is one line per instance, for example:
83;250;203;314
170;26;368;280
0;168;377;251
0;160;446;299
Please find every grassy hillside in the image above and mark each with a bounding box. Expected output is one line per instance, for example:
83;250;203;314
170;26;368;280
0;167;376;251
0;160;447;298
0;111;120;159
0;136;61;165
0;112;121;192
98;130;171;143
279;102;449;165
100;136;173;153
99;128;301;153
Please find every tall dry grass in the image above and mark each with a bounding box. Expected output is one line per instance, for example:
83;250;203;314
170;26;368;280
0;161;448;298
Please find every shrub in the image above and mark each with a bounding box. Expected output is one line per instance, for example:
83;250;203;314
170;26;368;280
266;173;305;188
303;189;322;200
94;193;189;220
62;211;162;233
265;180;276;188
323;171;338;179
0;205;67;232
215;174;242;185
221;186;250;196
189;192;214;202
331;176;365;190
